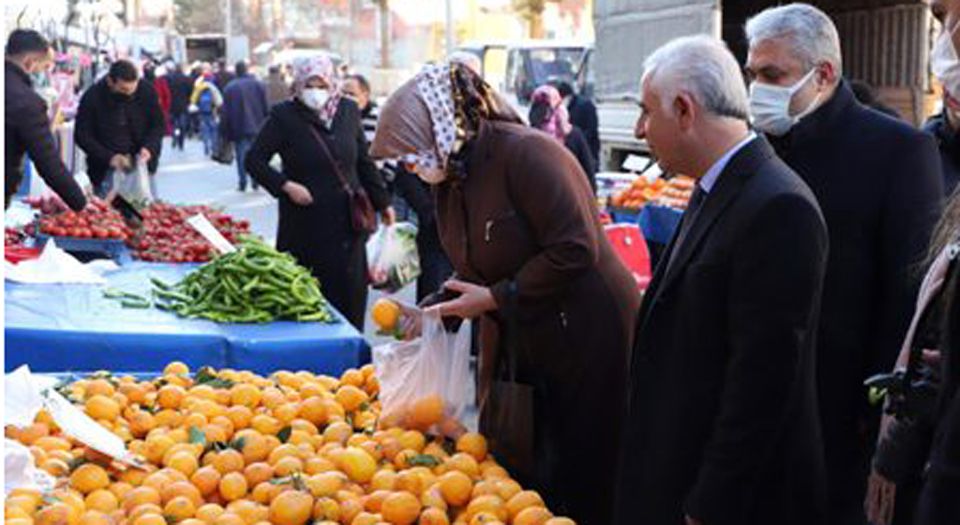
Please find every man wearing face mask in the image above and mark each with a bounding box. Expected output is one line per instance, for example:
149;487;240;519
5;29;87;210
744;5;944;524
75;59;165;197
924;0;960;197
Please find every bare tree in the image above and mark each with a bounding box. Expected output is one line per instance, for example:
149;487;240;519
375;0;389;68
511;0;560;39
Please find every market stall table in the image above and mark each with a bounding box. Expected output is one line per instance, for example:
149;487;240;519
5;262;369;375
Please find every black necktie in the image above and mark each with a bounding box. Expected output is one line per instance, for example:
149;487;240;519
665;185;706;272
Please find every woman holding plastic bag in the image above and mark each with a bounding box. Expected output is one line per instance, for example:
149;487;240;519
370;63;641;525
245;55;394;329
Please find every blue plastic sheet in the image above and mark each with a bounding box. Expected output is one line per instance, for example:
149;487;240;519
5;262;370;375
637;204;684;245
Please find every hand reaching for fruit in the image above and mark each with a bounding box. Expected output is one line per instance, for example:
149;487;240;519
372;298;422;339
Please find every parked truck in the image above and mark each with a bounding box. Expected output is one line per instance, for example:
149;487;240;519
590;0;934;171
178;34;250;66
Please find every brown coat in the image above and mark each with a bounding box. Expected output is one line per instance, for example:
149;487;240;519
435;120;640;524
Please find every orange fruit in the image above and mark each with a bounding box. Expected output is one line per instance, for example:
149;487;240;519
336;447;376;483
167;450;200;476
447;453;480;479
212;512;245;525
299;397;327;426
362;490;392;513
85;378;116;398
250;415;282;436
369;470;397;492
229;384;262;409
350;512;382;525
234;432;268;464
380;491;421;525
420;485;448;511
225;406;253;430
164;361;190;376
305;472;345;498
34;502;75;525
322;421;352;445
13;422;50;445
268;490;313;525
164;496;197;521
85;395;121;421
506;491;545;522
543;518;576;525
128;410;157;438
466;495;507;522
218;472;248;502
419;507;451;525
371;299;401;331
493;479;522;502
84;489;119;513
334;386;368;413
190;466;222;496
312;497;341;522
77;510;111;525
250;482;279;505
455;433;488;462
397;431;426;453
513;506;553;525
132;512;167;525
161;481;203;508
243;462;274;487
273;455;304;476
408;395;444;431
438;471;472;507
195;503;225;524
70;463;111;494
157;385;186;410
212;449;244;474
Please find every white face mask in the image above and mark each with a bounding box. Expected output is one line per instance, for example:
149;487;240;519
300;88;330;112
932;21;960;100
748;68;821;136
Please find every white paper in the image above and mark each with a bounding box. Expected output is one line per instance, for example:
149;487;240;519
4;239;117;284
4;367;141;467
187;214;236;254
5;439;55;495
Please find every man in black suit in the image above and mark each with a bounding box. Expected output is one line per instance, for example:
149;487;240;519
555;80;599;168
616;34;829;525
745;5;944;524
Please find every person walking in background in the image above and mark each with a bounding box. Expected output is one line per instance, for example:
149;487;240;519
616;35;829;525
245;55;395;330
555;79;600;169
222;61;269;192
371;62;640;525
343;74;378;143
265;64;288;108
744;5;943;523
528;84;596;193
5;29;86;210
146;63;172;136
167;63;192;151
75;59;164;197
190;72;223;156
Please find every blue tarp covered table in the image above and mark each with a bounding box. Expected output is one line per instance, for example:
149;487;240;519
5;262;370;375
637;204;684;245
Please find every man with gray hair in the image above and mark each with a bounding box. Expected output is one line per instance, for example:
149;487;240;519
617;34;829;525
744;5;944;524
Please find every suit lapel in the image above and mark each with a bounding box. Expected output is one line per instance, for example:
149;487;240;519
637;137;776;334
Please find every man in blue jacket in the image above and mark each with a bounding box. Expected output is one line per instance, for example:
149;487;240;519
221;61;269;192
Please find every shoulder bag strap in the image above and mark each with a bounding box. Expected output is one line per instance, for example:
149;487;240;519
307;123;354;194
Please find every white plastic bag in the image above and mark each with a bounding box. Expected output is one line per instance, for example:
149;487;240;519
373;310;472;437
366;222;420;292
111;161;154;207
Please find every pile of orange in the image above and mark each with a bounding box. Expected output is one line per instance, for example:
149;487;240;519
4;362;575;525
608;175;695;211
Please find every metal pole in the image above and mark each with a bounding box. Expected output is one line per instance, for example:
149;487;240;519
445;0;454;55
225;0;232;36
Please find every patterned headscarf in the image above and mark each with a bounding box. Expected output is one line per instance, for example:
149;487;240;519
370;63;522;174
530;84;572;141
292;54;342;124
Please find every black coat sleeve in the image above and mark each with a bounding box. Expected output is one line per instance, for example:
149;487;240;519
354;111;391;211
392;167;433;221
683;192;828;523
74;91;115;165
244;113;288;197
17;97;86;211
566;128;597;193
868;133;944;376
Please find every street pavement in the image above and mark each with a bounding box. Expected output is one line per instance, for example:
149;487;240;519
153;136;416;344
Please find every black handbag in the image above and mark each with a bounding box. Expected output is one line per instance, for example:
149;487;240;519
308;125;377;235
211;139;234;165
480;280;538;482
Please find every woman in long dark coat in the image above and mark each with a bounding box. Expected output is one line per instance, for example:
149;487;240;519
245;55;394;330
371;63;640;525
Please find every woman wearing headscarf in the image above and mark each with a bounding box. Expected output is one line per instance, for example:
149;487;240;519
371;63;640;525
245;55;394;330
528;84;597;194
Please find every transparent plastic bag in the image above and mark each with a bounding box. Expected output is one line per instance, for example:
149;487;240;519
110;161;154;208
366;222;420;292
372;310;472;438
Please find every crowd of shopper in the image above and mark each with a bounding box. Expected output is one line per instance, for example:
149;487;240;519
8;2;960;525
